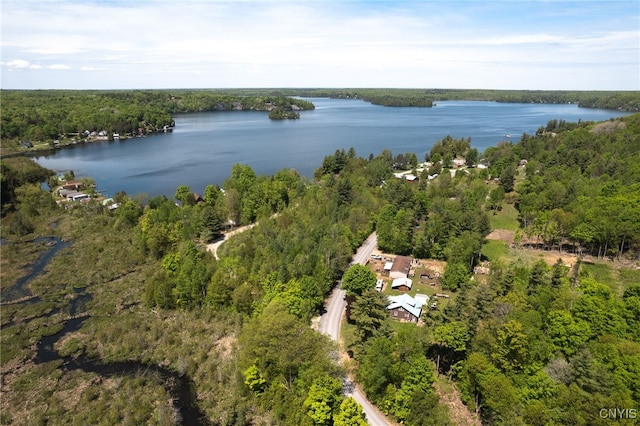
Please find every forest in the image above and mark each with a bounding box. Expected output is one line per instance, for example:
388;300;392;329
1;111;639;425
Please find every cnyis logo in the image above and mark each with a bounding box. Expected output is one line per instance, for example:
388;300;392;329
599;408;637;419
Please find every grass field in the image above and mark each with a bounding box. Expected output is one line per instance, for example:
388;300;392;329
481;239;509;262
488;202;519;231
580;262;640;296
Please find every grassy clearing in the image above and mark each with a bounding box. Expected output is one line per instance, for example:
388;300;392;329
581;262;614;283
488;202;519;231
580;262;640;296
481;239;509;262
619;268;640;287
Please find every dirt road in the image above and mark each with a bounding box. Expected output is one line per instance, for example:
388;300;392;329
205;223;256;260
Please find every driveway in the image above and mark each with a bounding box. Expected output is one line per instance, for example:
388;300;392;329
206;223;256;260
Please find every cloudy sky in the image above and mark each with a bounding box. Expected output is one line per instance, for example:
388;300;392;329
1;0;638;90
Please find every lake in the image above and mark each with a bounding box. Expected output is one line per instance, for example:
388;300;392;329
34;98;632;198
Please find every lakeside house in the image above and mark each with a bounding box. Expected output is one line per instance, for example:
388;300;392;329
193;193;205;204
61;180;84;191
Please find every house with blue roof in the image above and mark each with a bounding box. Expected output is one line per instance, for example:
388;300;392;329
387;293;429;323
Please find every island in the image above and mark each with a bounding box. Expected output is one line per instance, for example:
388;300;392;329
268;106;300;119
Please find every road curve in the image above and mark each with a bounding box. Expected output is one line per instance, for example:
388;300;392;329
205;223;257;260
318;232;392;426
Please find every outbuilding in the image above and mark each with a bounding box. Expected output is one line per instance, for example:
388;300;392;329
391;277;413;292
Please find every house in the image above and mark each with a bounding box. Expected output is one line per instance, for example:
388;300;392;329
453;158;466;168
59;189;77;198
387;294;424;323
193;193;205;204
61;180;83;191
391;277;413;291
389;255;412;279
393;171;418;182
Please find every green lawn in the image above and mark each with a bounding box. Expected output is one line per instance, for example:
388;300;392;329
481;239;509;262
581;263;640;297
489;203;519;231
581;262;614;283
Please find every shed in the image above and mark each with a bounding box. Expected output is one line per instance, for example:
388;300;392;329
391;277;413;292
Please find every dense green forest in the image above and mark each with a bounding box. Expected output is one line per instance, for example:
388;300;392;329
1;112;639;425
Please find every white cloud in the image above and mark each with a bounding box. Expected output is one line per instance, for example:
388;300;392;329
48;64;71;70
81;66;107;71
0;0;637;90
5;59;42;69
6;59;31;69
3;59;43;69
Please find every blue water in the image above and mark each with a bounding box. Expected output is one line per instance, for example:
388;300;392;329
33;98;631;198
1;236;71;303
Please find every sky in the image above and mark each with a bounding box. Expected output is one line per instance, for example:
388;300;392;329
1;0;639;90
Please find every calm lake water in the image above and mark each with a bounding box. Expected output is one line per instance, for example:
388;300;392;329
34;98;631;198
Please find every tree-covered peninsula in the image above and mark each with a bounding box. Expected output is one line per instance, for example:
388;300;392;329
1;108;639;425
0;90;314;155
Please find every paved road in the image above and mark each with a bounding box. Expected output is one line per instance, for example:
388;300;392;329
318;232;392;426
